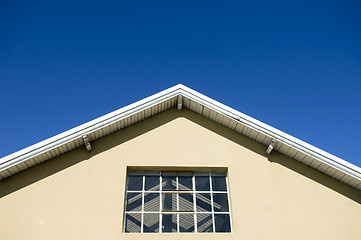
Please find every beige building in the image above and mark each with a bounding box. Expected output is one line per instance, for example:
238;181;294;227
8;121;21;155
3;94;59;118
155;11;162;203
1;84;361;240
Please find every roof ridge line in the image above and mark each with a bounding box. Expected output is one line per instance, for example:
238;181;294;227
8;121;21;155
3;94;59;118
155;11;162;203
1;84;360;188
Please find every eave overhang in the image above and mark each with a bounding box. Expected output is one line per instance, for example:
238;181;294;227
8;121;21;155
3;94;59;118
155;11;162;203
1;84;360;190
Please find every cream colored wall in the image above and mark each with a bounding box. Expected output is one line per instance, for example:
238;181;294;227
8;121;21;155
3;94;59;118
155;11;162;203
1;108;361;240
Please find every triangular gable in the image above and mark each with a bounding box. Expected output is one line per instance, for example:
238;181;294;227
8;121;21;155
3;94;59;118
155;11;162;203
1;84;360;190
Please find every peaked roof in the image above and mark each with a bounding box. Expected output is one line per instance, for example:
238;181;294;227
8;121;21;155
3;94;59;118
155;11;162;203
1;84;360;190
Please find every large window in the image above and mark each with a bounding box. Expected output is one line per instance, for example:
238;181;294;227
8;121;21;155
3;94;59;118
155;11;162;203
124;170;231;233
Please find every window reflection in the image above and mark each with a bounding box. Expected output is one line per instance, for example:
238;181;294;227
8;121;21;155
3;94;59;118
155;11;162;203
143;213;159;233
145;174;160;191
197;214;213;233
144;193;160;212
127;175;143;191
162;214;177;232
162;172;176;190
195;175;210;191
124;171;231;233
212;174;227;191
179;214;194;232
125;213;141;233
214;214;231;232
162;193;177;211
126;192;142;212
196;193;211;212
213;193;229;212
179;193;193;211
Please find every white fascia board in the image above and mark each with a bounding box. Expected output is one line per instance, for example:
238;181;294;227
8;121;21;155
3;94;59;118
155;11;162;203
177;84;361;181
0;84;183;172
1;83;361;184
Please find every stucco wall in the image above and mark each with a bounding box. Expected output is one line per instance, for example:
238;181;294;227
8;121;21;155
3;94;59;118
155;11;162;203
1;108;361;240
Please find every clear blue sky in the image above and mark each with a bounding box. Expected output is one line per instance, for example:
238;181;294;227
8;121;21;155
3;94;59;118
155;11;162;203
1;1;360;167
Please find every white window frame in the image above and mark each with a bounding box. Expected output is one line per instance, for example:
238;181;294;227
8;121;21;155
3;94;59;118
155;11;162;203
124;170;232;233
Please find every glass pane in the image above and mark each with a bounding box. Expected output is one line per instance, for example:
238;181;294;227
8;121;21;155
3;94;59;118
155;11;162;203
213;193;229;212
162;193;177;211
126;192;142;212
162;214;177;232
145;174;160;191
143;213;160;233
178;172;193;190
196;193;211;212
179;214;194;232
195;175;210;191
125;213;141;233
127;175;143;191
179;194;193;211
162;172;176;190
197;214;213;233
212;174;227;191
214;214;231;232
144;193;160;212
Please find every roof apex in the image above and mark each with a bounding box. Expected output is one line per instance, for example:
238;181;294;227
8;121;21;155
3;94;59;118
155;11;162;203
1;84;360;190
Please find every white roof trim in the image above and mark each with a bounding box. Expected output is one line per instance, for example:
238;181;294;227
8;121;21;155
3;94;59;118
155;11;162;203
0;84;181;171
179;85;361;182
1;84;361;190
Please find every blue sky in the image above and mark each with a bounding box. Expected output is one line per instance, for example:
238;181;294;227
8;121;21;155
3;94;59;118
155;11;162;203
1;1;360;167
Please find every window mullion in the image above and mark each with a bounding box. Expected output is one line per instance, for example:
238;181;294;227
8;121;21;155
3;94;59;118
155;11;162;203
209;171;215;233
159;172;162;233
141;174;145;233
225;172;232;233
193;172;197;233
176;173;180;233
